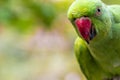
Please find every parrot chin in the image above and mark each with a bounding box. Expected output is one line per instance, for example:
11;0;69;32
75;17;97;43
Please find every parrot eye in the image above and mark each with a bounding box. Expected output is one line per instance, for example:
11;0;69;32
97;8;101;12
96;8;101;16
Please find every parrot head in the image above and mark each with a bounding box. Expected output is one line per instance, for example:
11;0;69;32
67;0;112;43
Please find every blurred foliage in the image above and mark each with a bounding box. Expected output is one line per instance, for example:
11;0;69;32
24;0;56;27
0;0;74;33
103;0;120;4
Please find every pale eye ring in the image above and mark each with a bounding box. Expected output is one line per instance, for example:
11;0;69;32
96;8;101;16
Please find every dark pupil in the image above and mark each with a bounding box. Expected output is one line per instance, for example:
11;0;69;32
97;8;101;12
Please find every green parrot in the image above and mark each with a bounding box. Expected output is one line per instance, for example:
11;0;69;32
67;0;120;80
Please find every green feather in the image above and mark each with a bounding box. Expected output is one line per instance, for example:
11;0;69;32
68;0;120;79
108;5;120;23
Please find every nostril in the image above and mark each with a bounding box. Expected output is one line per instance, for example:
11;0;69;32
84;16;88;17
73;18;76;21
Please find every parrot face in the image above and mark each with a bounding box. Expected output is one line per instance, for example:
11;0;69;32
67;0;112;43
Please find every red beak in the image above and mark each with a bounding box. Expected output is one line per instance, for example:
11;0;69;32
75;17;92;42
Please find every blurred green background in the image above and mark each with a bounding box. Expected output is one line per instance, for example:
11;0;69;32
0;0;119;80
